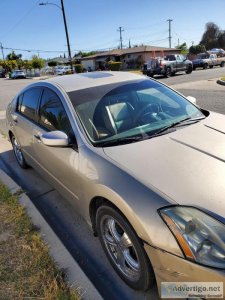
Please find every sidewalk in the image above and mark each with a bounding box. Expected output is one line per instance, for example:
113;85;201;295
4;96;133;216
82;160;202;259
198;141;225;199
0;134;103;300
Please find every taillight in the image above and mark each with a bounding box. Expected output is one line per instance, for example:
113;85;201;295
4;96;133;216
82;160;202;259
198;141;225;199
160;61;165;67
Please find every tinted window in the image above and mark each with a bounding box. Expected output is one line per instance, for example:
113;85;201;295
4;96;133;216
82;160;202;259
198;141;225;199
39;88;73;137
20;88;42;121
17;94;24;112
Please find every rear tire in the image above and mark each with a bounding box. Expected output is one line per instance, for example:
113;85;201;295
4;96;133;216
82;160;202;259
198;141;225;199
96;205;155;291
220;61;225;67
203;63;208;69
11;134;29;169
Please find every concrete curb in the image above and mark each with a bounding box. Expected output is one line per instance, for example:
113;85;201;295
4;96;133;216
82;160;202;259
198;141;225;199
217;79;225;86
0;169;103;300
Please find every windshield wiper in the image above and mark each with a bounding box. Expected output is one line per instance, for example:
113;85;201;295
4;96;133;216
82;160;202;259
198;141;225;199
149;116;205;138
97;135;145;147
149;116;191;137
97;116;206;147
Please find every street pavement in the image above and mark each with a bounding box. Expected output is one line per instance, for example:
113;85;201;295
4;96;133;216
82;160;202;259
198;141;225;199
0;70;224;299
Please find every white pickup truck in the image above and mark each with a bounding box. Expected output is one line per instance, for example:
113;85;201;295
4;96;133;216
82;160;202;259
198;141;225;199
192;53;225;70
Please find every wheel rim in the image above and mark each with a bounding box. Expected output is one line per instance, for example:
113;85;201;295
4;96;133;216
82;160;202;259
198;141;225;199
12;137;24;165
100;215;141;282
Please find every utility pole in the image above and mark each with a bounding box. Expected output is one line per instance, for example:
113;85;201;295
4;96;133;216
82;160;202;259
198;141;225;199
60;0;73;71
39;1;73;71
129;39;131;48
0;42;5;60
167;19;173;48
117;27;124;49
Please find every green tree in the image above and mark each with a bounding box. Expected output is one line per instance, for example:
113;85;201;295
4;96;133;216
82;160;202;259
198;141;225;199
176;42;188;55
6;51;22;61
218;31;225;49
22;60;32;70
200;22;221;50
189;44;206;55
1;60;18;71
31;55;45;69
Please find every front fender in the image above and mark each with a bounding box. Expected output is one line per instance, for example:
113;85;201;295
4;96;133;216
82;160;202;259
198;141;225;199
78;144;183;257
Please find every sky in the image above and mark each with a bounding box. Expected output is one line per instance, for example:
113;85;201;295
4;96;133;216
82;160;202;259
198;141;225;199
0;0;225;60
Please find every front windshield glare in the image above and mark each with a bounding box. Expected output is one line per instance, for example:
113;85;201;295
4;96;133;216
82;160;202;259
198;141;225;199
73;79;204;146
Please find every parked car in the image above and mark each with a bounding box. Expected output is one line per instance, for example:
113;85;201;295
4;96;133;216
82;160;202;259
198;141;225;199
143;54;193;78
210;48;225;57
0;70;6;78
192;53;225;70
6;72;225;294
55;66;72;75
11;70;26;79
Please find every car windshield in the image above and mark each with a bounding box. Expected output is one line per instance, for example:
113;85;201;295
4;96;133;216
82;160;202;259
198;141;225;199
69;79;205;146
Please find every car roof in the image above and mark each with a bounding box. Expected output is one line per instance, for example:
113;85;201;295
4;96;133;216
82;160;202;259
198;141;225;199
43;71;147;93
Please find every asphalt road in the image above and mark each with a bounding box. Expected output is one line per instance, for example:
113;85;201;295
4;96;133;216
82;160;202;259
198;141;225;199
0;69;224;299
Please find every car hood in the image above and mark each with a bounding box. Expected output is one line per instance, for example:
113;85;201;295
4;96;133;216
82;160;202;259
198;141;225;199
103;112;225;220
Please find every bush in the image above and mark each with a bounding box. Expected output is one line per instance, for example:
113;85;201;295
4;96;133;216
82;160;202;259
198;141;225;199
48;61;58;67
74;64;83;73
189;44;206;55
108;61;122;71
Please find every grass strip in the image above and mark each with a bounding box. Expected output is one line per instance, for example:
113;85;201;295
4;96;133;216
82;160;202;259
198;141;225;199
221;77;225;81
0;182;80;300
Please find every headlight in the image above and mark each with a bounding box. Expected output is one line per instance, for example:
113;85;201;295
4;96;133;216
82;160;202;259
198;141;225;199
159;206;225;269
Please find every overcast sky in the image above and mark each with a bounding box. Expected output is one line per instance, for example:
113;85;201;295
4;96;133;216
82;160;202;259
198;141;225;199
0;0;225;59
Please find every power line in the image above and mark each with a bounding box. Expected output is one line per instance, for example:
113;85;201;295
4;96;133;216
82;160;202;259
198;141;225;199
0;0;39;39
125;21;165;31
2;46;65;53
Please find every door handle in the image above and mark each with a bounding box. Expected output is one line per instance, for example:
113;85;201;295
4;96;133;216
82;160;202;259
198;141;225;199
34;134;42;143
12;114;18;123
34;134;41;140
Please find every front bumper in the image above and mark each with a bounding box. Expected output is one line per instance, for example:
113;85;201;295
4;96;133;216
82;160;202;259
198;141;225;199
144;244;225;298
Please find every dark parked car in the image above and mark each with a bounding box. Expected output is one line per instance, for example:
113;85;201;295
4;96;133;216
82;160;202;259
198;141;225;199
0;70;6;78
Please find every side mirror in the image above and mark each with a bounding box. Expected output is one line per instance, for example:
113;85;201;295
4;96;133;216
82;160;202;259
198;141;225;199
41;131;69;147
186;96;197;105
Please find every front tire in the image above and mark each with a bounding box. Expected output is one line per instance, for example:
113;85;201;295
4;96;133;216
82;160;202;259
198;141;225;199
186;65;193;74
96;205;155;291
11;134;29;169
203;63;208;69
164;67;172;78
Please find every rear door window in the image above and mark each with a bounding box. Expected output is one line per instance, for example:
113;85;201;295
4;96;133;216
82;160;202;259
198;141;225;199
19;88;42;122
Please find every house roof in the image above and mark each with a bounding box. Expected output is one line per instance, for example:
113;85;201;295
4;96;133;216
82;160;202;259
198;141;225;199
80;45;178;60
47;57;69;63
